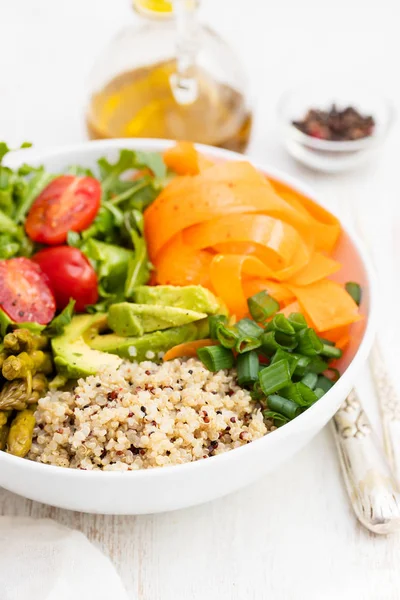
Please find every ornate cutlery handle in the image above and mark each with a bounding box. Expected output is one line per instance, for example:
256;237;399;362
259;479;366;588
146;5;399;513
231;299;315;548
369;344;400;482
332;389;400;534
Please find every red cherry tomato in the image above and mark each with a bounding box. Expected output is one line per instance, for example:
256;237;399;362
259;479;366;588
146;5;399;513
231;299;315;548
0;257;56;324
33;246;99;312
25;175;101;245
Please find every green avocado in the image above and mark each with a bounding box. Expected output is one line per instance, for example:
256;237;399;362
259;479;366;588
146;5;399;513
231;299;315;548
88;321;204;361
52;313;123;379
133;285;226;315
108;302;208;337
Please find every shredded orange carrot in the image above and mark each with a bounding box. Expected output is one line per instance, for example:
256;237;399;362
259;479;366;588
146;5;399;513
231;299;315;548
163;339;217;361
163;141;213;175
143;142;360;335
288;252;341;286
287;280;362;332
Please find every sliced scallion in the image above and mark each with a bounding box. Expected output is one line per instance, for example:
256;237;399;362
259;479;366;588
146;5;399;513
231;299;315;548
301;372;318;390
262;410;289;427
271;348;300;376
307;355;329;374
260;331;280;355
197;345;234;372
281;382;317;407
209;315;228;340
275;331;298;350
267;394;302;419
237;351;259;387
316;375;334;393
247;291;279;323
320;343;342;359
235;336;262;354
235;318;264;338
216;324;239;349
345;282;362;306
314;387;325;400
259;359;291;395
293;355;312;377
266;314;296;336
296;328;323;356
288;312;308;332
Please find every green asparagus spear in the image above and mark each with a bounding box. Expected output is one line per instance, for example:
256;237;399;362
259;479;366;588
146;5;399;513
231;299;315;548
6;409;36;457
3;329;48;353
2;350;52;380
0;374;48;410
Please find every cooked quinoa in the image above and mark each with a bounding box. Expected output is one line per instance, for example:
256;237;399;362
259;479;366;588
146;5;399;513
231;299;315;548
28;358;271;471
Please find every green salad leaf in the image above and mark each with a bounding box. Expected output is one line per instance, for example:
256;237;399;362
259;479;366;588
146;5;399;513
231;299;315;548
44;299;76;337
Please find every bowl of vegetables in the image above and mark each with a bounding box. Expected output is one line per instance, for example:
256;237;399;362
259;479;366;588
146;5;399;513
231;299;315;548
0;139;375;514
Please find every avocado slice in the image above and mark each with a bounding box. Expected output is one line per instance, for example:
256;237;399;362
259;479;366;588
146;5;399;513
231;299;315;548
52;313;123;379
88;322;201;361
108;302;208;337
133;285;226;315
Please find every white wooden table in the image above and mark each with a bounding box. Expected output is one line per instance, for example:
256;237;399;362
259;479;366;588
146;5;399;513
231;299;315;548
1;1;400;598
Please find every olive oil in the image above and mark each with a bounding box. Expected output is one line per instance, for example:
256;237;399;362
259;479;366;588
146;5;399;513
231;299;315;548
86;60;252;152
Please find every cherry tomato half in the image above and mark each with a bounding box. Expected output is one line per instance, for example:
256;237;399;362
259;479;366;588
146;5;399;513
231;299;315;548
33;246;99;312
0;257;56;324
25;175;101;245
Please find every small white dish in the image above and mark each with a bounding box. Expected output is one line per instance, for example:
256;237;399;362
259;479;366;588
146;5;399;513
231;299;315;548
0;139;377;515
277;80;394;172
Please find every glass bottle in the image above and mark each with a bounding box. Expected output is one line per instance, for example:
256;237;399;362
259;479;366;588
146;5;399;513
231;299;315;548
85;0;252;152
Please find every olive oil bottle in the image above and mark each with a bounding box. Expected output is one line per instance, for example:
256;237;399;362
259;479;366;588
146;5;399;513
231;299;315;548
86;0;252;152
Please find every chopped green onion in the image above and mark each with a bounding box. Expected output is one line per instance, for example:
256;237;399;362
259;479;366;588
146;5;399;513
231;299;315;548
281;382;317;407
320;343;342;359
301;372;318;390
260;331;280;355
267;394;302;419
271;348;300;376
293;355;312;377
216;324;239;349
235;318;264;338
262;410;289;427
259;359;291;395
209;315;228;340
326;367;340;381
247;291;279;322
237;351;259;387
307;355;329;374
296;328;323;356
345;282;362;306
266;314;296;336
314;387;325;400
318;337;334;346
288;312;308;331
316;375;334;393
275;331;298;350
197;345;234;372
235;336;262;354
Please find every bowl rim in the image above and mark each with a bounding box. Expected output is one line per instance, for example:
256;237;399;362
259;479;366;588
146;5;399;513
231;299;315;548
1;138;378;480
276;83;396;152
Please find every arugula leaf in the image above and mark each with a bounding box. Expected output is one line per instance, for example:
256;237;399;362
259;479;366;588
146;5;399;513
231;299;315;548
133;150;167;179
124;210;151;298
0;142;11;163
98;149;167;199
44;299;76;337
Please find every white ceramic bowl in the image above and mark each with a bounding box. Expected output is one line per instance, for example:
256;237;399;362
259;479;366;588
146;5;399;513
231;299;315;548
0;139;377;515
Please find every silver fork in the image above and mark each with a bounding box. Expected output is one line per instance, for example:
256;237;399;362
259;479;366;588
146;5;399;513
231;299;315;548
332;355;400;534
